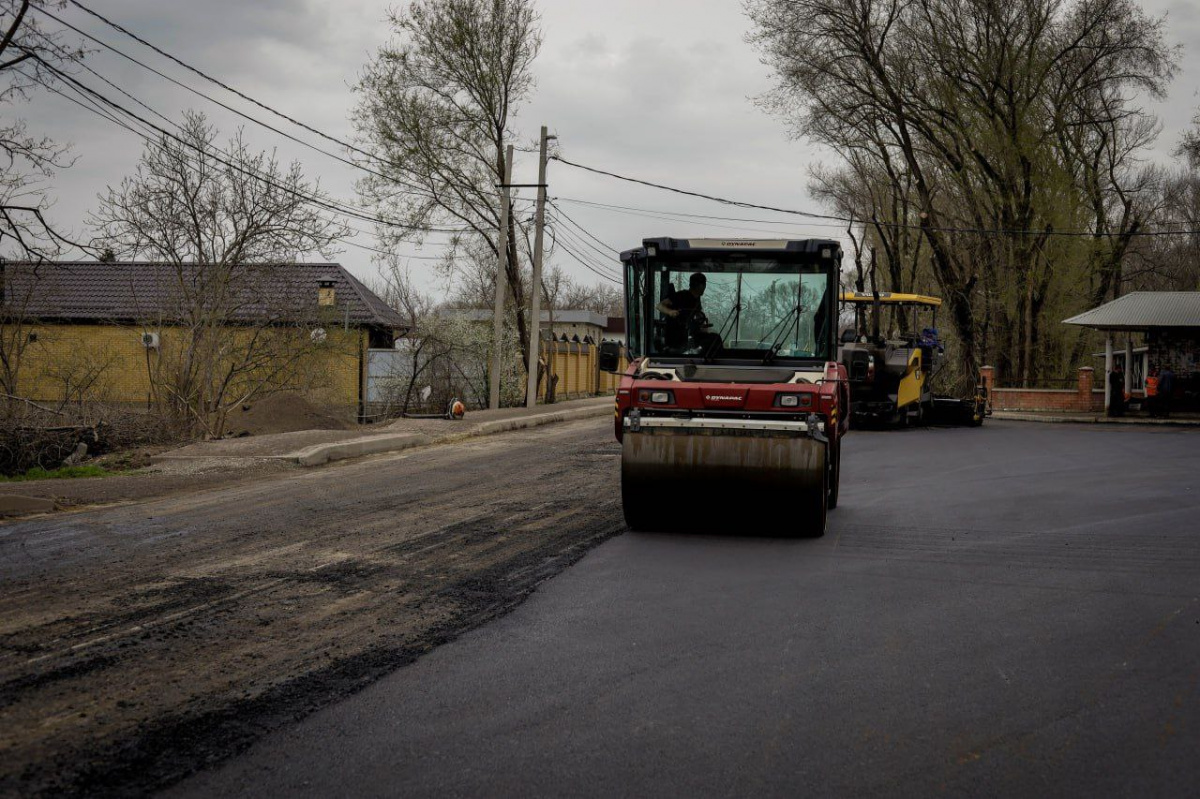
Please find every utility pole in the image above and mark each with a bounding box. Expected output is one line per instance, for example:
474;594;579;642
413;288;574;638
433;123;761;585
489;144;514;410
525;127;555;408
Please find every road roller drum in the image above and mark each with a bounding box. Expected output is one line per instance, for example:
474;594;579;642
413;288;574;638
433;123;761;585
620;416;828;535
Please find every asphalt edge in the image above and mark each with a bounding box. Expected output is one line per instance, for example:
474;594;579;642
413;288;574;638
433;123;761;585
991;411;1200;426
289;401;613;467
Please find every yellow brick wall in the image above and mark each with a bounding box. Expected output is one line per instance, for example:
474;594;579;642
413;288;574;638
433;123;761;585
8;323;365;410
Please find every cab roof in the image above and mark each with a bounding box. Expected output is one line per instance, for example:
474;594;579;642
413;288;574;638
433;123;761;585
840;291;942;308
620;237;841;262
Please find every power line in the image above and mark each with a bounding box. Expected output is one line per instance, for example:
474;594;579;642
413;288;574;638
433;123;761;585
556;244;621;285
19;62;149;138
554;196;852;230
551;155;1200;239
547;226;619;279
552;236;621;284
550;219;620;269
38;2;512;250
553;197;848;240
34;2;433;199
27;52;467;235
23;64;455;263
546;211;622;266
557;245;620;282
45;0;1195;242
546;199;621;252
59;0;399;171
341;238;448;261
550;154;846;222
45;1;844;245
543;212;621;271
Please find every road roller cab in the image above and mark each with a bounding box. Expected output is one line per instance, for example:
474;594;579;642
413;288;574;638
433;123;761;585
602;238;849;536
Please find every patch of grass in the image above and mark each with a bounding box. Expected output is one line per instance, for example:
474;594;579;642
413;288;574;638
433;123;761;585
0;465;111;482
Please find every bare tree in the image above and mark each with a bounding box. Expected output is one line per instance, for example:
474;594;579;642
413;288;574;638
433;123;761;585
373;261;477;414
1;1;85;410
558;278;622;318
1128;116;1200;293
1180;111;1200;169
0;260;42;394
90;111;350;436
0;0;86;260
353;0;543;375
748;0;1175;384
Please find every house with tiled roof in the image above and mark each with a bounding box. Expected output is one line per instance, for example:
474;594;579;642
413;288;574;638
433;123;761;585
1;260;407;418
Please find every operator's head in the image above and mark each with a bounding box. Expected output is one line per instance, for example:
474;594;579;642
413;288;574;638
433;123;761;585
689;272;707;296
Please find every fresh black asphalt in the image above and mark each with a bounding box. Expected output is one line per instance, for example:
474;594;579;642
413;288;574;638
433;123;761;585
169;420;1200;798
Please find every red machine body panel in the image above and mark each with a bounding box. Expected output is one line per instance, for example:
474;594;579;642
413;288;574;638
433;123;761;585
614;359;849;444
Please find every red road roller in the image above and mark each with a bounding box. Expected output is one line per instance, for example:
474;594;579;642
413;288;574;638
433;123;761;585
599;238;849;536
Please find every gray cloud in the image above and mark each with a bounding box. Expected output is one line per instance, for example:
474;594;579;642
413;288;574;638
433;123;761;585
8;0;1199;295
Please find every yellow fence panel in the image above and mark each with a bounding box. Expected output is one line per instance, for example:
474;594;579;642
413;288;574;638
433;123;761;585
537;341;627;403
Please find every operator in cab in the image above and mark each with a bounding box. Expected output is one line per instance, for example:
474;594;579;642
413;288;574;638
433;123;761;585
657;272;721;353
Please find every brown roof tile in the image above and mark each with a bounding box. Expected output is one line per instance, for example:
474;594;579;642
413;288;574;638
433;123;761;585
1;261;407;330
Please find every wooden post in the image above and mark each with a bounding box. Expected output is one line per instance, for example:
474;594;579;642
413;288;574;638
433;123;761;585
525;127;551;408
488;144;514;410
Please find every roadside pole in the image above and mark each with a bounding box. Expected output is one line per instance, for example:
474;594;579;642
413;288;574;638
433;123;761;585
489;144;514;410
525;127;554;409
1104;333;1113;412
1125;338;1133;398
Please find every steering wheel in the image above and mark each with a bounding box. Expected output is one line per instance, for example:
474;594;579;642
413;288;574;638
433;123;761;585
687;309;711;336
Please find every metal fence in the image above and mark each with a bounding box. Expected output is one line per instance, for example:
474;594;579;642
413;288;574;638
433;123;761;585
539;340;626;401
366;341;624;417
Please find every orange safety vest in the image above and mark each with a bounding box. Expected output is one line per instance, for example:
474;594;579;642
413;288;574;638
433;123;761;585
1145;376;1159;397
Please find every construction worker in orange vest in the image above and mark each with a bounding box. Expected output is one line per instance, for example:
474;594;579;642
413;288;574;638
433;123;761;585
1145;369;1160;416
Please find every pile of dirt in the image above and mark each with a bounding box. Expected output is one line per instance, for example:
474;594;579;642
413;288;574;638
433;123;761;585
227;393;352;437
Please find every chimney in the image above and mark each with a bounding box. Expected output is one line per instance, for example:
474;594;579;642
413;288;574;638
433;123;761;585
318;277;337;307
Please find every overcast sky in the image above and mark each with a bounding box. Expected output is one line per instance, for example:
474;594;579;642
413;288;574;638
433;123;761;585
14;0;1200;299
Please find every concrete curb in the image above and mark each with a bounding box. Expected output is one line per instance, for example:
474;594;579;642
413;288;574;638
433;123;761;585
466;404;613;439
288;401;613;467
991;411;1200;427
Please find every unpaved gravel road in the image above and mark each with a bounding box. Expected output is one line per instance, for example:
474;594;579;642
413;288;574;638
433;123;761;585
0;418;622;798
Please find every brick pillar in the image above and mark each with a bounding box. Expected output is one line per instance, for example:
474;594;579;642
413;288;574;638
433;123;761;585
979;366;996;413
980;366;995;393
1077;367;1094;412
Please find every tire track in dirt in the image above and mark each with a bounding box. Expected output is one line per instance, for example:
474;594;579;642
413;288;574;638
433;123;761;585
0;419;623;798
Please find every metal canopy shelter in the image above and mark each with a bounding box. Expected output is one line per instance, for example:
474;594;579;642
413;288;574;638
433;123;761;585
1064;292;1200;411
